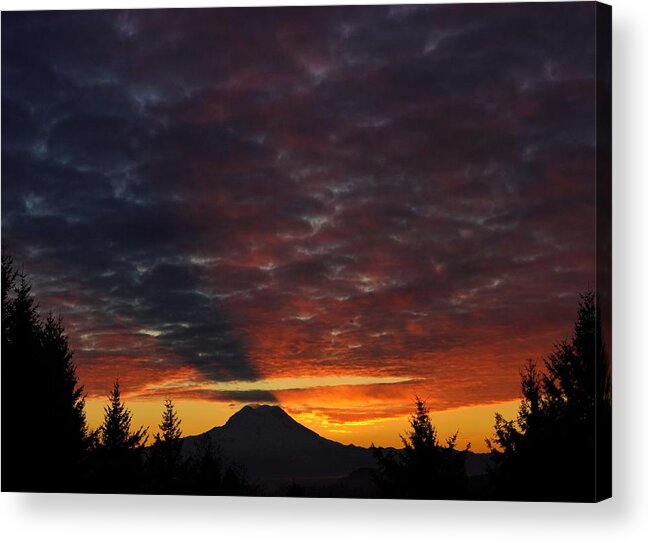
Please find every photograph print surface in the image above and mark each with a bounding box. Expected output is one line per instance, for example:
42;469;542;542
1;2;611;501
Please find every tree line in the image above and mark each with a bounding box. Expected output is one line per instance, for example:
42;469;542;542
1;252;611;499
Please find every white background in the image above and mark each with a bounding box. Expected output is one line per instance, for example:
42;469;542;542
1;0;649;540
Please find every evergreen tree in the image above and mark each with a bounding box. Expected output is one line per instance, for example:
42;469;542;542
99;381;148;451
488;291;611;501
2;254;91;491
1;253;17;344
5;270;42;361
373;397;469;499
93;381;148;492
157;398;182;444
147;398;184;493
2;260;44;490
40;312;89;490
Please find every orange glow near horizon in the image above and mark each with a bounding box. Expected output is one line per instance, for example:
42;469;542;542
85;396;520;452
290;399;520;451
78;340;548;454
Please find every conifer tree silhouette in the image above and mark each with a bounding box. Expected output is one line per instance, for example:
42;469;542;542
1;258;42;490
373;396;469;499
487;291;611;501
157;398;182;443
100;381;148;451
2;253;90;491
40;312;89;490
94;380;148;492
147;398;184;493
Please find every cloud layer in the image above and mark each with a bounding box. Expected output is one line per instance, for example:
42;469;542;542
2;4;597;419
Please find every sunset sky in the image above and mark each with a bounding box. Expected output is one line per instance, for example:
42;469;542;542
1;3;598;450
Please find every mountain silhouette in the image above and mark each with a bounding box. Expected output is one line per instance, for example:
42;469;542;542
181;404;493;493
182;405;377;483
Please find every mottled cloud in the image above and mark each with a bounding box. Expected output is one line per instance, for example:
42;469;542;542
2;4;597;413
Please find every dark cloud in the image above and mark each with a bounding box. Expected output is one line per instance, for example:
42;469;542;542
133;388;279;404
2;4;597;405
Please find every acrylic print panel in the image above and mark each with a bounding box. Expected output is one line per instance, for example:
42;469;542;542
0;2;611;501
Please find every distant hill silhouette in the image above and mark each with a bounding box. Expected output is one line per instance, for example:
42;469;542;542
181;404;491;492
182;404;376;483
